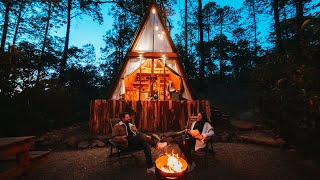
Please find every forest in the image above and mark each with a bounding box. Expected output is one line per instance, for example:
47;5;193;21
0;0;319;155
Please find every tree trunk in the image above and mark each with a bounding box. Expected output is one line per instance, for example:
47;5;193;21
198;0;204;80
10;3;23;64
1;0;11;54
207;11;212;77
219;14;223;80
295;0;304;64
37;2;53;83
184;0;188;74
253;0;257;63
273;0;282;52
295;0;304;18
12;5;23;47
59;0;72;82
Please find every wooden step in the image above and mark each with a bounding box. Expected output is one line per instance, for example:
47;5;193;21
0;151;49;179
30;151;50;161
0;151;50;162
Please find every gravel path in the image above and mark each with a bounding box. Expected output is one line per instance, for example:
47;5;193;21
30;143;320;180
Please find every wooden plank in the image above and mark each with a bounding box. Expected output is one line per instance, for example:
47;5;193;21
164;101;169;131
205;100;211;122
97;100;103;134
187;101;191;119
155;101;159;131
127;52;178;58
0;136;34;150
172;101;181;131
143;101;148;132
29;151;50;161
152;101;156;131
136;101;142;130
197;100;200;115
191;100;196;116
105;101;109;134
112;100;116;118
89;100;95;133
0;151;49;180
0;137;34;158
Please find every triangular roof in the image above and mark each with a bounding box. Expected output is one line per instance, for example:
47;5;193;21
129;5;174;53
107;2;195;100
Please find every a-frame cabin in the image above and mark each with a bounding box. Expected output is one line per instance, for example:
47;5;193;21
89;3;211;135
107;3;194;101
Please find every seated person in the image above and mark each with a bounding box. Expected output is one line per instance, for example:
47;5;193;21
112;112;167;174
176;112;214;172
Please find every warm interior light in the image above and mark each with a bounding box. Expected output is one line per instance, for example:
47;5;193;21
155;25;159;31
152;8;156;14
158;33;163;40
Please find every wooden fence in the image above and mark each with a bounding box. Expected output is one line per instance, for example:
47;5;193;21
89;100;211;135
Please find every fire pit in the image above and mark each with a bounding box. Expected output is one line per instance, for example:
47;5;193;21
155;153;188;180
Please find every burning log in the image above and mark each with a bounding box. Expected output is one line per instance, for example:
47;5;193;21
155;152;188;180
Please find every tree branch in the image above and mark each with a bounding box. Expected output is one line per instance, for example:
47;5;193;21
94;0;143;17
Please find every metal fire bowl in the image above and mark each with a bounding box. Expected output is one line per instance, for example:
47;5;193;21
155;155;188;180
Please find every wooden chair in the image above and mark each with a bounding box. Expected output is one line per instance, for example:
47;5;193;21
186;116;215;168
108;118;143;166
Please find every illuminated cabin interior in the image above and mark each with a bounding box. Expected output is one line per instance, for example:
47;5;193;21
124;58;182;100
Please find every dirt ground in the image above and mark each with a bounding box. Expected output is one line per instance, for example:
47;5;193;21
29;142;320;180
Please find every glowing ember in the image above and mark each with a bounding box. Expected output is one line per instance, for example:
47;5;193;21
159;153;183;173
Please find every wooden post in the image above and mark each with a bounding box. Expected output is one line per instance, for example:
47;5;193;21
139;55;142;100
163;55;166;100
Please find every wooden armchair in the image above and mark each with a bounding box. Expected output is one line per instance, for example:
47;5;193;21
187;116;215;167
108;118;143;165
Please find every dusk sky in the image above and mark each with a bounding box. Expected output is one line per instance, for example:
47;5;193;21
55;0;246;59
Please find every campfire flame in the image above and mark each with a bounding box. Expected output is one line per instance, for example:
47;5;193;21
160;153;183;173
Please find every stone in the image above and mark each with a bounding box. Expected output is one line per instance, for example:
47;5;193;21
90;140;105;148
221;135;228;142
78;141;90;149
237;110;256;120
300;160;319;169
52;134;64;142
41;140;53;146
238;132;285;147
231;120;256;130
64;136;80;147
96;135;109;142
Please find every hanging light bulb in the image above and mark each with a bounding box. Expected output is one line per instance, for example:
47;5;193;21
155;25;159;31
157;33;163;40
159;34;163;40
152;8;156;14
